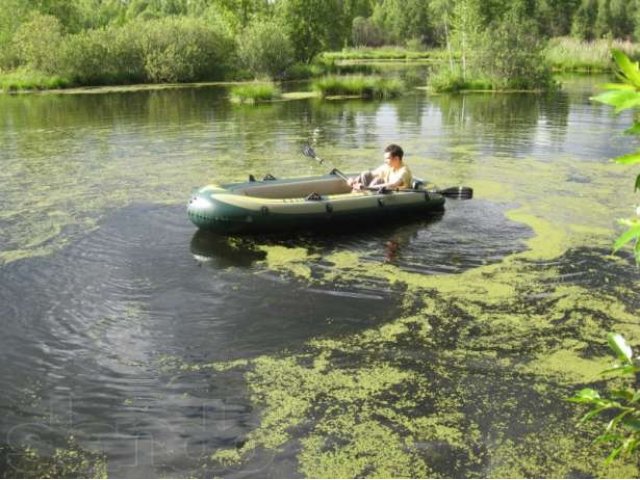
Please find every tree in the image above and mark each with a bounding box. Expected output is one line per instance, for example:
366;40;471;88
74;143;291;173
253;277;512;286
430;0;456;67
342;0;374;46
352;16;384;47
472;6;553;89
609;0;636;39
275;0;344;63
536;0;581;37
571;0;598;39
237;18;294;79
450;0;483;80
594;0;613;37
0;0;32;67
371;0;432;46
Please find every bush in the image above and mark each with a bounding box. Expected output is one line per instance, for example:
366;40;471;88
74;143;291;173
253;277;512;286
11;13;64;74
138;17;234;83
57;17;235;86
236;19;294;80
59;28;125;85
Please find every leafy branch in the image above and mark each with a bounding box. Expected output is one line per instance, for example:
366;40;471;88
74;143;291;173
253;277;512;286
591;49;640;263
568;333;640;464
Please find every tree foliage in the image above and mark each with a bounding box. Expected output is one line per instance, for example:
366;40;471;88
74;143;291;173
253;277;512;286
4;0;640;86
275;0;344;63
370;0;432;46
473;7;554;89
351;16;384;47
237;19;294;79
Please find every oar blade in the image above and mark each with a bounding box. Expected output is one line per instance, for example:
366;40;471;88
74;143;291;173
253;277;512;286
302;145;316;158
439;186;473;199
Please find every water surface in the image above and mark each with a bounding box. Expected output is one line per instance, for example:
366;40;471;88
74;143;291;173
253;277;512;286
1;75;639;477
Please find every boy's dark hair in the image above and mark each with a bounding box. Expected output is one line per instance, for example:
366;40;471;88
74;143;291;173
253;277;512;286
384;144;404;160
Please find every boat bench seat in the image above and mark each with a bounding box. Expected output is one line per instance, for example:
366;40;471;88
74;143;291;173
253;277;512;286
236;177;352;199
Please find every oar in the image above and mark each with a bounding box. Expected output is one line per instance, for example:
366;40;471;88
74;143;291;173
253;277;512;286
302;145;350;183
301;145;473;199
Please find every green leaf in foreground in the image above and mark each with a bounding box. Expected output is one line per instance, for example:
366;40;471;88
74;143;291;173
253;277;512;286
568;388;601;403
625;123;640;135
612;49;640;89
591;90;640;113
608;333;634;363
613;223;640;254
598;83;637;91
614;150;640;165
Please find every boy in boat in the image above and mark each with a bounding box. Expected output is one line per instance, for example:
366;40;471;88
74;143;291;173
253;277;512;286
347;143;412;191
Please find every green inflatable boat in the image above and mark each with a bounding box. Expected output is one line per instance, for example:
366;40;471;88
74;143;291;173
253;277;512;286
187;172;469;234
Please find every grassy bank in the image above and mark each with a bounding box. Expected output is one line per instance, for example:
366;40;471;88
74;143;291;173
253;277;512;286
321;46;444;62
230;83;281;104
0;68;71;92
545;37;640;72
312;75;404;99
427;69;494;93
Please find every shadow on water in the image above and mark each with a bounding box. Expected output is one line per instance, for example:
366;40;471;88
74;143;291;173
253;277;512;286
189;198;532;275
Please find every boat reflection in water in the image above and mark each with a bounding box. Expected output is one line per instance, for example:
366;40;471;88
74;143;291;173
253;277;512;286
189;230;267;268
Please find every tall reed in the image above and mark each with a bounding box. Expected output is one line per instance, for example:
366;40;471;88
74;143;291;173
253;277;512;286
545;37;640;72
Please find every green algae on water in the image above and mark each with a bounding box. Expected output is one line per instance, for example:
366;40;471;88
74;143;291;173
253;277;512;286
256;245;318;280
197;237;640;477
0;438;108;479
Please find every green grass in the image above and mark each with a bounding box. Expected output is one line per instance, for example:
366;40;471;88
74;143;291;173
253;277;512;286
312;75;404;99
0;69;71;92
229;82;281;104
545;37;640;72
321;46;445;61
427;68;494;93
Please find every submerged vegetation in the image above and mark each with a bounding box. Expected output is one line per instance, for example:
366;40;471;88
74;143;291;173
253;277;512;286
312;75;403;99
0;438;107;479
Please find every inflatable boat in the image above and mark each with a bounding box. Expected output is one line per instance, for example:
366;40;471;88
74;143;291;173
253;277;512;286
186;171;466;234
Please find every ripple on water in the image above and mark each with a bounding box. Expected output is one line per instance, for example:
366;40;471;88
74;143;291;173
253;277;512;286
0;197;536;476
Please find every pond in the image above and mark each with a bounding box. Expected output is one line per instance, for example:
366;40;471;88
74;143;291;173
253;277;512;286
1;75;639;478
